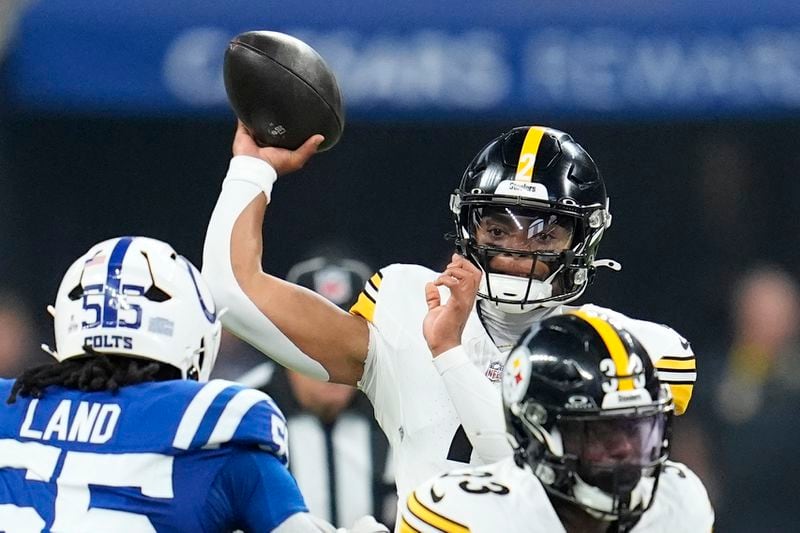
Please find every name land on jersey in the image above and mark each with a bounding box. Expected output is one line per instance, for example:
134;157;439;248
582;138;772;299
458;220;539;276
19;399;120;444
0;378;299;532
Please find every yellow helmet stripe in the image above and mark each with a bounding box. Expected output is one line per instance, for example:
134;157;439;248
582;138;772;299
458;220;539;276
514;126;547;182
406;490;471;533
571;311;634;390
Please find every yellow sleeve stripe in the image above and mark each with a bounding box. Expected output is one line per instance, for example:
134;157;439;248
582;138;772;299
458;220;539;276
399;515;421;533
655;357;696;371
668;383;693;415
406;490;471;533
349;271;383;323
349;291;376;323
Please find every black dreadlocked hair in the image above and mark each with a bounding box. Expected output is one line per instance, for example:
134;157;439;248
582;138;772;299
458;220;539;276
6;349;182;404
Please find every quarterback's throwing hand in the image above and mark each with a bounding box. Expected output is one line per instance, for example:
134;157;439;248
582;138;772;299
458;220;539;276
423;254;481;357
232;120;324;176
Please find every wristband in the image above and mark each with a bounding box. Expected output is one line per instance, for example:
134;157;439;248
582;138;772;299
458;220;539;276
433;345;470;375
224;155;278;202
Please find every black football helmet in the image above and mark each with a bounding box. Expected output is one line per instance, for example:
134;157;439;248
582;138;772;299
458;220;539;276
501;312;673;526
451;126;618;312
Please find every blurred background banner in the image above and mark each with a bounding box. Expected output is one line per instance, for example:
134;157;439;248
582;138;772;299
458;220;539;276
5;0;800;118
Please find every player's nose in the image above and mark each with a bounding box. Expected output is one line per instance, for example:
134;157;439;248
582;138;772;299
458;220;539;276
606;434;637;461
498;256;531;276
492;256;548;279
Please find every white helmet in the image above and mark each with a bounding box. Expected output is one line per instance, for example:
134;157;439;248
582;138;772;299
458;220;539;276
47;236;222;381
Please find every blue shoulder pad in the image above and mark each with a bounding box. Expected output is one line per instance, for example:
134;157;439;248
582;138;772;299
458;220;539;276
171;380;288;464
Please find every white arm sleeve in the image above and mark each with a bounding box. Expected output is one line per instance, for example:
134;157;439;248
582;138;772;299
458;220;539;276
433;345;514;463
202;155;329;380
273;512;389;533
273;512;336;532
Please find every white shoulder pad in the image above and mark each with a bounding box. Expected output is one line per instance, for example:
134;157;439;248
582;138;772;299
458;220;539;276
349;263;437;330
578;304;694;358
577;304;696;414
636;461;714;532
401;468;487;533
352;264;436;425
402;459;565;533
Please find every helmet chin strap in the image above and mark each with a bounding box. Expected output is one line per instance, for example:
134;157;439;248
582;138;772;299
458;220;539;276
478;257;568;314
478;272;553;314
475;252;622;313
41;305;60;358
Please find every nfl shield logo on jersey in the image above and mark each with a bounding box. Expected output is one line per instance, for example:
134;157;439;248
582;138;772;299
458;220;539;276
484;361;504;383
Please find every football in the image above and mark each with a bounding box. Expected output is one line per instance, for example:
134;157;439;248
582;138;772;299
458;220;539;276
223;30;344;152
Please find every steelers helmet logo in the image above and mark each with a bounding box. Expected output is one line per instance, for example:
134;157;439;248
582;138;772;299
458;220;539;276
502;349;531;405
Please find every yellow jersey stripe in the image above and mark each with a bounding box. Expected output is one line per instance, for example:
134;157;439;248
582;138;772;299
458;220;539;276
399;515;421;533
572;311;634;390
406;491;471;533
514;126;546;182
369;272;382;290
655;358;696;371
668;384;693;415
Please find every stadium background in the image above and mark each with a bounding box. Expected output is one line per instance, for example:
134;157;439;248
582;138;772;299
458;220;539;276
1;1;799;530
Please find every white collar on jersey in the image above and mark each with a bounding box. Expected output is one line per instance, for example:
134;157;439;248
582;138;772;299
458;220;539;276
477;299;558;352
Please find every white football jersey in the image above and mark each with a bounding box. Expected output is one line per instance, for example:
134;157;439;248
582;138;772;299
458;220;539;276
350;264;696;503
400;458;714;533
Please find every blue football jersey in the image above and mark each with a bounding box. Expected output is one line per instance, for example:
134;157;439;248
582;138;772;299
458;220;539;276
0;378;308;532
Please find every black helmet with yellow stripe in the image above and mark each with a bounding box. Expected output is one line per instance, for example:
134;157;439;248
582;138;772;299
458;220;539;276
451;126;618;312
501;311;673;526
